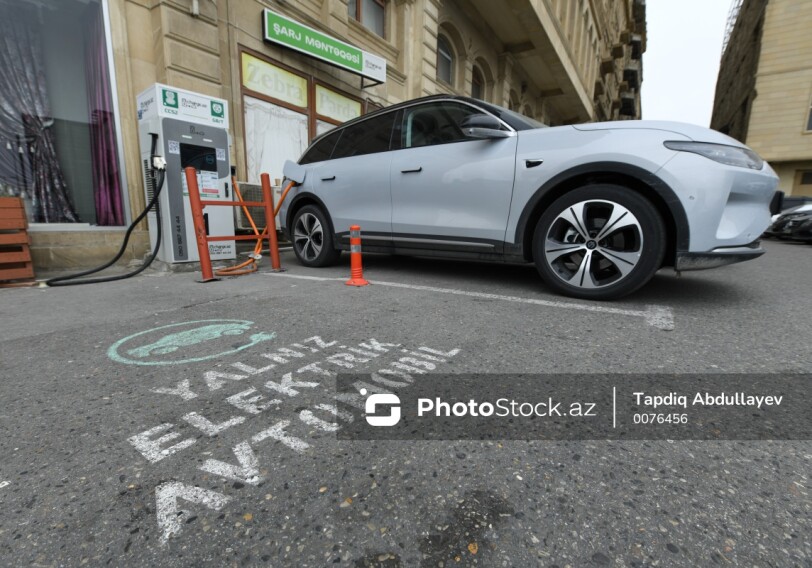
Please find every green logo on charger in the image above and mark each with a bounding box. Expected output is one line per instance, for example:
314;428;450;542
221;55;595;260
210;101;224;118
162;89;178;109
108;319;275;366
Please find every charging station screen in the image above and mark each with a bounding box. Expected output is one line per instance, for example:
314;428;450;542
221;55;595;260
180;143;220;198
180;143;217;172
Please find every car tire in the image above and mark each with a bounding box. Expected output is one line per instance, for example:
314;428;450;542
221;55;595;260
532;185;666;300
291;205;341;267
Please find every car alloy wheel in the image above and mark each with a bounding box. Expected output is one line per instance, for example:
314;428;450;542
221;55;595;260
544;200;643;289
293;212;323;262
533;185;665;300
290;204;342;267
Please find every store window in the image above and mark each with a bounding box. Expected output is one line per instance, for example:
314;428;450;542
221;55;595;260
437;35;454;86
348;0;385;38
0;0;125;225
240;51;362;183
472;67;484;100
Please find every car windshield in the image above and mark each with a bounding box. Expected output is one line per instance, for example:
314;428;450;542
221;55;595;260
471;100;548;130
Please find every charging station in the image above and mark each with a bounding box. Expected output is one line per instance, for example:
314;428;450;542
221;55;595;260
136;84;235;263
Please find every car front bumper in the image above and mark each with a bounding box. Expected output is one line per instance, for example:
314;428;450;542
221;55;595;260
674;241;765;271
655;152;778;254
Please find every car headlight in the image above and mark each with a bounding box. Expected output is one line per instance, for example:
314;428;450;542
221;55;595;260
664;141;764;170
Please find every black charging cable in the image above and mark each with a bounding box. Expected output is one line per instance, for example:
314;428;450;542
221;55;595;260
46;134;167;286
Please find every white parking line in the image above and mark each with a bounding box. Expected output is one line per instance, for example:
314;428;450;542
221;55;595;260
264;273;675;330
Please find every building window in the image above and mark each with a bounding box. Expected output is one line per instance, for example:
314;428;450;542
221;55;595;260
807;104;812;131
472;67;484;100
0;0;125;225
801;171;812;185
241;52;362;184
509;91;520;112
437;35;454;85
348;0;385;38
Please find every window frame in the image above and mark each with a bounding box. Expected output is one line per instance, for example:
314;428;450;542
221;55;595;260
398;101;501;150
436;34;455;86
238;47;363;170
300;98;517;163
349;0;386;38
471;66;484;101
24;0;130;228
299;129;343;165
329;110;397;160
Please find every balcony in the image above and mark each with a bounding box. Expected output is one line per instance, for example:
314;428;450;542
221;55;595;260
630;34;643;60
600;57;615;76
619;92;637;117
623;60;641;90
464;0;597;122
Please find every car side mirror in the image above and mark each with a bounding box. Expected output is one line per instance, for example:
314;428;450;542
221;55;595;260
460;114;512;139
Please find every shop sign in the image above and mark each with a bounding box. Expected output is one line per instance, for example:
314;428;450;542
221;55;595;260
262;9;386;84
315;85;361;123
241;53;309;108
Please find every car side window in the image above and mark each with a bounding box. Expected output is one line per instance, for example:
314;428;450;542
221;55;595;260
299;129;342;165
330;112;396;160
400;102;481;149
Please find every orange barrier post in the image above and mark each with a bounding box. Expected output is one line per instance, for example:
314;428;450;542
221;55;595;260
345;225;369;287
185;167;218;282
261;173;284;272
213;176;263;277
184;167;292;281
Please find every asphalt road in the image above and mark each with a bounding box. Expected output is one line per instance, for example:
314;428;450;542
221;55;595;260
0;240;810;567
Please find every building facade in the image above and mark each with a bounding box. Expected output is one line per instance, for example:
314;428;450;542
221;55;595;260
0;0;646;269
712;0;812;198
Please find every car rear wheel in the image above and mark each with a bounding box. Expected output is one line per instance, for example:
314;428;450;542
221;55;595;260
291;205;341;267
532;185;666;300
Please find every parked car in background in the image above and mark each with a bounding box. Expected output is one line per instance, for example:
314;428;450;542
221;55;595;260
765;204;812;238
280;95;779;300
784;212;812;242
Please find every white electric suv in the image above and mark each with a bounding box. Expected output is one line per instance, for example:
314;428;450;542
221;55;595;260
279;95;779;300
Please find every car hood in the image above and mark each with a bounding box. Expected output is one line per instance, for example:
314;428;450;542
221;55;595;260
571;120;746;148
780;203;812;215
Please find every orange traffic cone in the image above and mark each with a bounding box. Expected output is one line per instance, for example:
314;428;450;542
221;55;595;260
345;225;369;287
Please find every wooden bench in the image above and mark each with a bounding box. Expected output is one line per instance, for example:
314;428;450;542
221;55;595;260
0;197;36;287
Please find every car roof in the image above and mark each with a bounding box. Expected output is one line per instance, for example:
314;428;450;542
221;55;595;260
308;95;540;147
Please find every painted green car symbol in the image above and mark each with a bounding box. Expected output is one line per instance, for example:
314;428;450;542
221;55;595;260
127;323;254;358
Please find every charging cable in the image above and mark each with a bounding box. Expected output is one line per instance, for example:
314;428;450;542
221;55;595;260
46;134;167;286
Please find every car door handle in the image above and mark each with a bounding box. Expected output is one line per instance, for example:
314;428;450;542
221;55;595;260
321;175;336;181
401;167;422;174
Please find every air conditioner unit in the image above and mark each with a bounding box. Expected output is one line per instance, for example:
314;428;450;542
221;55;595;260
233;181;282;231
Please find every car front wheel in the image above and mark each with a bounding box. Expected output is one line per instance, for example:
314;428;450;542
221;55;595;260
532;185;666;300
291;205;341;267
